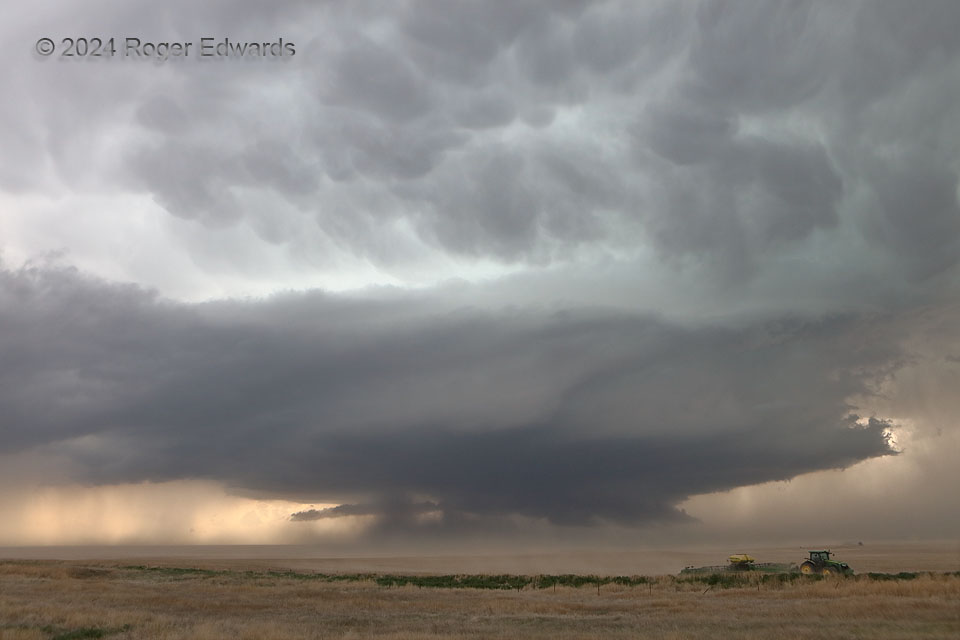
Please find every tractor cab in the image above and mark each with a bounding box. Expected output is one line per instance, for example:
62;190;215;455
800;549;854;575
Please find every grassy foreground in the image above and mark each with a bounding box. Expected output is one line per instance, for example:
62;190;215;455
1;561;958;639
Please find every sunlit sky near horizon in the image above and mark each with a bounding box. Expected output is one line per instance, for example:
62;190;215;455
1;0;959;550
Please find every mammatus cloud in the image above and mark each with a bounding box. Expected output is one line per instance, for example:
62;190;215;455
3;1;959;296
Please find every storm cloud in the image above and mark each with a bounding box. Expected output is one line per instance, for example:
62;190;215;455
4;0;959;288
2;0;959;543
1;263;903;528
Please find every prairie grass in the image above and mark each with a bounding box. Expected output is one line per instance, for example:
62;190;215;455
1;561;957;639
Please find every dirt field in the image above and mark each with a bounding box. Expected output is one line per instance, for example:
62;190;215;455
1;543;958;639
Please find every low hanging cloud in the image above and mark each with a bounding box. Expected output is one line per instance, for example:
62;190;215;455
1;262;905;530
291;500;441;522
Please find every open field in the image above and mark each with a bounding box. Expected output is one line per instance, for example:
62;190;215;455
2;541;957;575
1;544;958;639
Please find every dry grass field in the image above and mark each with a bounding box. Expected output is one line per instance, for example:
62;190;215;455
1;551;958;640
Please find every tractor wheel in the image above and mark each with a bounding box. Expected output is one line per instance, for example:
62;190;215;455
800;561;816;575
822;566;838;576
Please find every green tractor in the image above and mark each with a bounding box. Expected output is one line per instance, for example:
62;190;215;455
800;550;853;576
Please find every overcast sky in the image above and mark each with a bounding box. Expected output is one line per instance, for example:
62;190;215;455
1;0;958;548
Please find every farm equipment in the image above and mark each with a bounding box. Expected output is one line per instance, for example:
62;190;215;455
727;554;755;570
681;550;853;576
680;553;793;574
799;550;853;576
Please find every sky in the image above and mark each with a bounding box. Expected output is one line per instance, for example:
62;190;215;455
1;0;958;550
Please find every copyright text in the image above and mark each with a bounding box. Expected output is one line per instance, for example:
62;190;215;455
35;37;296;60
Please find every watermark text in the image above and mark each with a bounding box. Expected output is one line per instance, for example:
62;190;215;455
35;37;296;60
